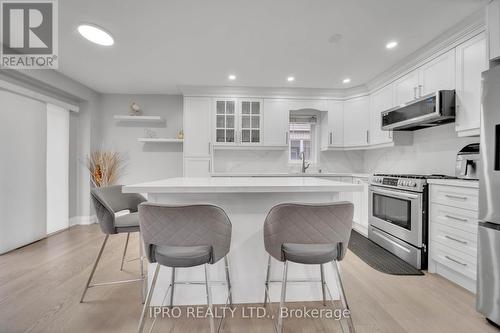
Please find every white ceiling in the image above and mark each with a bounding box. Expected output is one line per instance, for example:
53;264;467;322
58;0;487;94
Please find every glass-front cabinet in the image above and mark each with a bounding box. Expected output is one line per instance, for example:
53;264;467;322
213;98;262;146
215;99;236;144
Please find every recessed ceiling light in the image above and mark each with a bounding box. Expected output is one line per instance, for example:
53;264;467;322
386;41;398;49
287;76;295;82
228;74;236;80
342;78;351;84
77;24;114;46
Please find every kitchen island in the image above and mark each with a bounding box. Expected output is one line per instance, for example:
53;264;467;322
123;177;363;305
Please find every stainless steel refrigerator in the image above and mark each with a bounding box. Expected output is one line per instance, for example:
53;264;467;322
477;65;500;326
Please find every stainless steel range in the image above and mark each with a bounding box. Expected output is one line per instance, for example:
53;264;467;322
368;174;455;269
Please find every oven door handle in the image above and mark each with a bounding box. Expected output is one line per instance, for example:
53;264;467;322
370;188;420;200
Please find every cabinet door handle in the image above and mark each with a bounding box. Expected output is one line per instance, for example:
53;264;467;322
418;84;423;97
286;131;289;144
444;235;468;245
208;161;211;173
444;255;467;266
445;214;468;222
208;142;211;152
366;130;369;143
329;132;333;145
445;194;468;201
413;87;417;99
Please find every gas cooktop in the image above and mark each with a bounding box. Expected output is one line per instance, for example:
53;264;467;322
373;174;458;180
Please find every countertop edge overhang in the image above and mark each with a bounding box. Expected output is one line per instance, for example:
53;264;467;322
123;177;364;194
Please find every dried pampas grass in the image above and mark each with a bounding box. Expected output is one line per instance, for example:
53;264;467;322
86;150;127;187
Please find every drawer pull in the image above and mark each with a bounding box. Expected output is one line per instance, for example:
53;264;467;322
445;194;468;200
444;235;468;245
445;214;468;222
444;255;467;266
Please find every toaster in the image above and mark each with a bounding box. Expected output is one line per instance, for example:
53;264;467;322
455;143;480;180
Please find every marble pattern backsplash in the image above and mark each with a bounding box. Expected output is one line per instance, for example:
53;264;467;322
213;123;478;176
213;149;365;174
363;123;479;176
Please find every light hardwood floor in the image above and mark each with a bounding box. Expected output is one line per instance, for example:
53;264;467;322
0;225;497;333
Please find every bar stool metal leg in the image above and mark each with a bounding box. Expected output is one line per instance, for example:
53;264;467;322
120;233;130;271
277;261;288;333
204;264;215;333
169;267;176;308
332;261;355;333
139;236;146;304
80;235;109;303
263;255;271;306
320;264;327;306
137;263;161;333
224;256;233;307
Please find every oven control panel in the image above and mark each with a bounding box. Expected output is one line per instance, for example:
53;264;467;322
382;178;399;186
371;176;422;191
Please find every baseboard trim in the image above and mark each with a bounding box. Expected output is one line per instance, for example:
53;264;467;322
69;215;97;226
353;222;368;237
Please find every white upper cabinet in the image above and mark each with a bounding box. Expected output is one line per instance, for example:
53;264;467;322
419;49;456;96
184;97;211;156
370;84;394;145
239;99;263;145
213;98;263;146
488;0;500;61
394;50;455;105
455;33;488;137
263;99;290;146
320;100;344;150
343;96;370;147
327;100;344;147
394;70;420;105
214;98;237;145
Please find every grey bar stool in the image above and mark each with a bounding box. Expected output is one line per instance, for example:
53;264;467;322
80;185;147;303
137;202;233;333
263;202;355;333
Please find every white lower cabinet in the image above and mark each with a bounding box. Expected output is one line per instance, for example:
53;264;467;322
428;182;479;293
329;176;369;236
352;177;369;236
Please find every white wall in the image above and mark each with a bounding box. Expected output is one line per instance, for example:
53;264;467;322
99;94;183;184
46;104;69;234
0;90;47;253
363;123;479;175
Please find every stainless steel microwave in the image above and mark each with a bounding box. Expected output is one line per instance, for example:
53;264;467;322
381;90;456;131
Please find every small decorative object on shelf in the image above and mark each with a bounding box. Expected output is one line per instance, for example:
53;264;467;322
86;150;127;187
144;128;157;138
177;130;184;139
130;102;142;116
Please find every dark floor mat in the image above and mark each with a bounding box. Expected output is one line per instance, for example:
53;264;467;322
347;230;424;276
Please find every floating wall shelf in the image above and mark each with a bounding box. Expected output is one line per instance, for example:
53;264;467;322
114;115;164;122
137;138;183;143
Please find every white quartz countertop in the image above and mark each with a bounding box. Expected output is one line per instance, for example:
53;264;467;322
123;177;364;194
427;178;479;188
210;172;371;178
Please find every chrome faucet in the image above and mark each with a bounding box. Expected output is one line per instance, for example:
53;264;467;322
300;152;310;173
